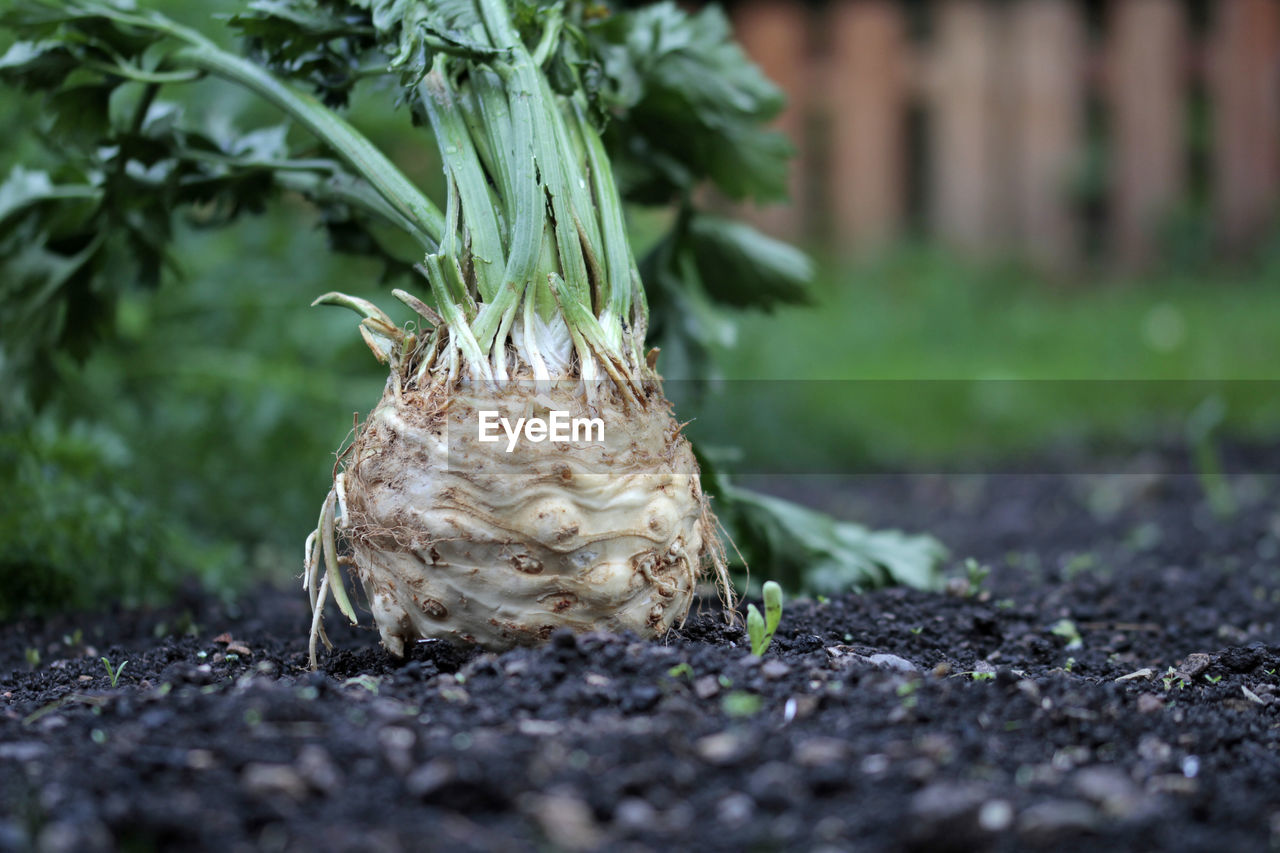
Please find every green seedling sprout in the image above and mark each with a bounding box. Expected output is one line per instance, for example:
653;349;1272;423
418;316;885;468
667;662;695;680
1050;618;1084;650
101;657;128;688
965;558;991;596
721;692;762;717
747;581;784;657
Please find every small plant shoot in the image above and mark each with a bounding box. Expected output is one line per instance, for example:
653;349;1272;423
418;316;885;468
747;581;783;657
101;657;128;688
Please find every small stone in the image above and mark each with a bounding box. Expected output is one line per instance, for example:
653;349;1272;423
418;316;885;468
551;628;578;650
613;798;656;830
1175;653;1213;681
1136;694;1165;714
523;790;602;852
378;726;416;775
186;749;215;770
406;760;454;797
860;754;890;775
517;719;562;737
972;659;997;676
36;820;111;853
747;762;801;809
1018;800;1100;840
979;799;1014;831
242;763;308;801
715;793;755;827
296;745;340;794
1138;736;1171;764
1072;766;1143;818
761;660;791;680
786;694;820;721
908;782;988;846
867;653;918;673
693;676;721;700
696;732;744;765
0;742;47;761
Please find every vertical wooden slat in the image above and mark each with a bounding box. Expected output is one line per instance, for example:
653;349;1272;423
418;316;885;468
829;0;908;251
733;0;810;240
1211;0;1280;255
1009;0;1087;269
929;0;1004;253
1109;0;1186;269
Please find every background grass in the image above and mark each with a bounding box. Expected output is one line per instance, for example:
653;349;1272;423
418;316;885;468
674;247;1280;473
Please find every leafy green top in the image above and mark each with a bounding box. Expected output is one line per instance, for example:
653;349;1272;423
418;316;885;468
1;0;809;395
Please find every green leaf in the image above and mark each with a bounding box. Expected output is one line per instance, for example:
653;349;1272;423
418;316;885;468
686;214;811;310
696;447;948;597
588;2;792;204
229;0;380;107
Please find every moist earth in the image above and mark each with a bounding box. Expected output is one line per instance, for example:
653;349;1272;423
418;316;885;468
2;446;1278;852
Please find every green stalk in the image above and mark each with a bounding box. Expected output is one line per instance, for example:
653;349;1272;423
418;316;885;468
172;42;445;249
419;63;505;300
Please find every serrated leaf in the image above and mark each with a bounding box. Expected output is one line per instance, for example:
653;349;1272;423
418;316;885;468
588;2;792;204
694;445;947;597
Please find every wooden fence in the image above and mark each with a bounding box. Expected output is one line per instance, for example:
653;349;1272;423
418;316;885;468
731;0;1280;269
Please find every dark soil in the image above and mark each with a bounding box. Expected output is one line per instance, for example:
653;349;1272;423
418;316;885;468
3;448;1279;852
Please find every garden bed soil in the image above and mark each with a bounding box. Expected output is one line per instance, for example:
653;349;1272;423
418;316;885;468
3;447;1279;852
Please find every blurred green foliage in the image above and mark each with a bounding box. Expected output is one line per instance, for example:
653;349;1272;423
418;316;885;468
704;246;1280;471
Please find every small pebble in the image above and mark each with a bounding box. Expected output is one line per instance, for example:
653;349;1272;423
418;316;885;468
1018;800;1100;840
867;653;918;673
1072;766;1143;818
242;763;308;801
406;760;454;797
715;793;754;827
613;798;656;830
693;676;721;700
793;737;850;768
979;799;1014;832
696;732;744;765
761;660;791;680
1137;693;1165;714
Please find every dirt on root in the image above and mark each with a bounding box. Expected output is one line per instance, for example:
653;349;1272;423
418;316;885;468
2;447;1279;852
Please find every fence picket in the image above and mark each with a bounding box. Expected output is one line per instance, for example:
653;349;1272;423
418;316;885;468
829;0;908;251
1109;0;1187;268
929;0;1004;253
1211;0;1280;255
1009;0;1087;269
733;0;811;240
